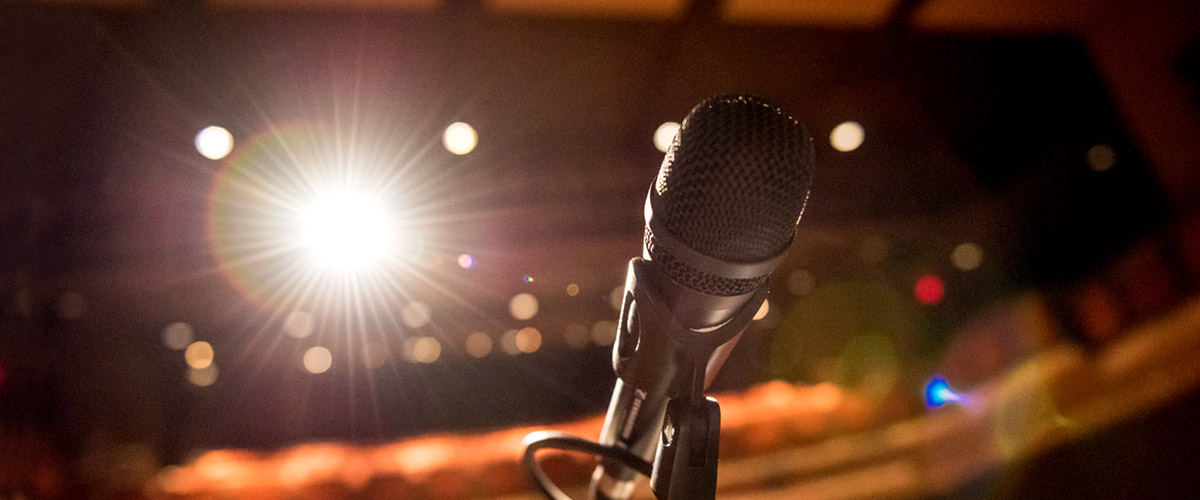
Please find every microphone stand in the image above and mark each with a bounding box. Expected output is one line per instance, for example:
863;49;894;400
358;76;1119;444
524;258;766;500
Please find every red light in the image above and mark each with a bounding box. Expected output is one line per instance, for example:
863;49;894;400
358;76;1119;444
914;275;944;305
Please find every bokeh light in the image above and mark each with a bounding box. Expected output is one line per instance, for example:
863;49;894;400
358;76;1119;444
566;283;579;297
409;337;442;363
591;320;617;346
951;242;984;271
836;334;899;401
508;293;538;320
400;301;432;329
609;286;624;311
457;254;475;269
653;122;681;153
465;332;493;358
185;341;214;369
162;322;194;350
187;364;219;387
284;310;315;339
500;329;521;355
195;126;234;160
830;121;864;152
442;122;478;155
925;375;964;407
303;346;333;374
809;382;845;412
1086;143;1117;172
914;275;945;305
515;327;542;354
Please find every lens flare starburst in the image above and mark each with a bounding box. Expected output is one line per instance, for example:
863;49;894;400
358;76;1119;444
206;122;429;321
299;191;395;270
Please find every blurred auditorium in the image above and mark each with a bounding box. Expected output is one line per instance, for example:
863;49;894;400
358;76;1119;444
2;0;1199;499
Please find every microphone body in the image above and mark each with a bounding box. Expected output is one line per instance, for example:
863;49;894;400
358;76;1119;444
589;95;814;500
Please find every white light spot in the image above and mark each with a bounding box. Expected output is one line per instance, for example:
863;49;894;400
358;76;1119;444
509;293;539;321
1087;143;1117;172
457;254;475;269
187;364;219;387
162;322;194;350
195;126;234;160
409;336;441;363
400;301;432;329
465;332;493;358
653;122;681;153
185;341;214;369
299;192;393;270
830;121;864;152
284;310;315;339
443;122;478;155
303;346;333;374
951;242;984;271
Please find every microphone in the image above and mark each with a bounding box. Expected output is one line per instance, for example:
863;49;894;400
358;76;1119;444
589;94;814;500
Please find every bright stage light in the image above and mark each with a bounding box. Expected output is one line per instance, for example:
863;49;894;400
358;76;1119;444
206;121;457;350
195;126;234;160
830;121;864;152
654;122;681;153
442;122;477;155
304;346;333;374
299;192;394;269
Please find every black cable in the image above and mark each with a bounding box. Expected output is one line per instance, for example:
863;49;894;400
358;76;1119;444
522;431;654;500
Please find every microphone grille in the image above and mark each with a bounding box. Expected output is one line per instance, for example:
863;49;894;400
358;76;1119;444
649;94;814;295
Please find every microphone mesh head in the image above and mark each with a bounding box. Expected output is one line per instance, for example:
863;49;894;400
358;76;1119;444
648;94;814;296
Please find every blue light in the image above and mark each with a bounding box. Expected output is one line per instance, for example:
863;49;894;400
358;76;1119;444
925;376;964;408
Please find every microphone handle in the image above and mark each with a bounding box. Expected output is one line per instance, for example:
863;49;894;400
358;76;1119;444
588;259;764;500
